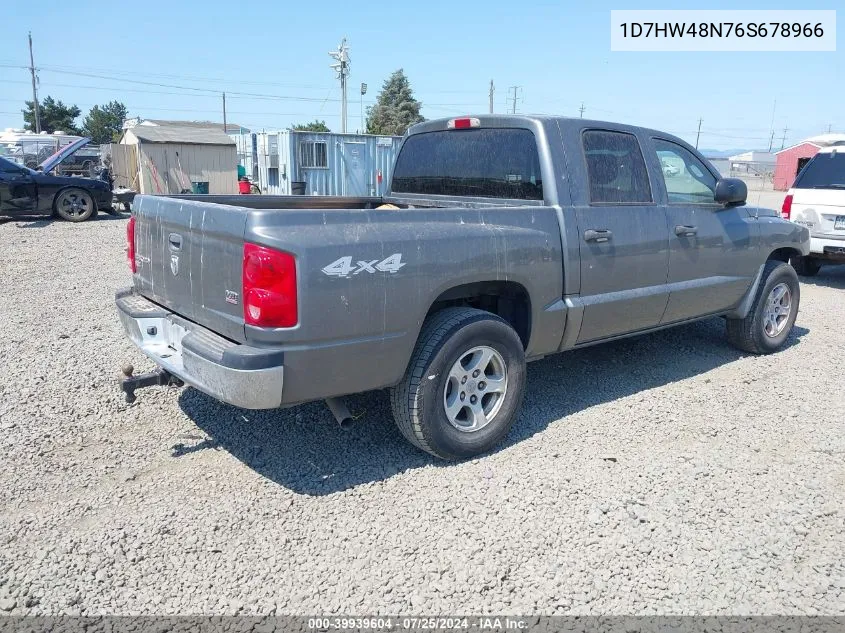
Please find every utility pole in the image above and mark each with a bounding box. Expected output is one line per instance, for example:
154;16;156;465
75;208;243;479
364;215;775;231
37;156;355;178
695;118;702;149
579;103;585;118
767;99;777;151
508;86;522;114
827;124;833;133
780;126;788;150
222;92;227;134
489;80;495;114
360;82;367;133
28;31;41;133
329;38;350;133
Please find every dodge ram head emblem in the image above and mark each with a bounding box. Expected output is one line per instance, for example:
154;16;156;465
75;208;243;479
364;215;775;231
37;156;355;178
170;254;179;276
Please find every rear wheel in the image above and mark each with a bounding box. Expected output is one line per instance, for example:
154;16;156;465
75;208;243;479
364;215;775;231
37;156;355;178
389;308;526;460
54;188;95;222
791;255;821;277
726;260;800;354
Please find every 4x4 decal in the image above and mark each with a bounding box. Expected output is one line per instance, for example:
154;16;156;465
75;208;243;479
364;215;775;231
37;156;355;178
321;254;406;278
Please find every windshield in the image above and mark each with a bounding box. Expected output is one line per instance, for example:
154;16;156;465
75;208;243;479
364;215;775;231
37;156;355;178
794;151;845;189
391;128;543;200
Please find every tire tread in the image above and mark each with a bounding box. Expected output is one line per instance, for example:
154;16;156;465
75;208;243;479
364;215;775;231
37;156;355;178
726;260;796;354
389;307;506;458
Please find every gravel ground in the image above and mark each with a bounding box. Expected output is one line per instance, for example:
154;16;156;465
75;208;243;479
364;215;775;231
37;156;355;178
1;213;844;616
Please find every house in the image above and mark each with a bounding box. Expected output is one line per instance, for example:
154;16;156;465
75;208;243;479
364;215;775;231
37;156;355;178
774;133;845;191
112;120;239;194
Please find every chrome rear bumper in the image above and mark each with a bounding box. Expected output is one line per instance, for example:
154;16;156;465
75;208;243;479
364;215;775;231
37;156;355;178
116;289;284;409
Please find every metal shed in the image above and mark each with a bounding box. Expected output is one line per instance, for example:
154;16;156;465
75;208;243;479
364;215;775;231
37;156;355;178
234;131;403;196
119;123;238;195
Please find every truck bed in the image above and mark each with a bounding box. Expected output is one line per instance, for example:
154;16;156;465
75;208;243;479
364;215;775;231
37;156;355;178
129;193;565;403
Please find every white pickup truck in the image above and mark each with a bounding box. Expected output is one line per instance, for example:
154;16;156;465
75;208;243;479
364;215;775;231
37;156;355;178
782;146;845;275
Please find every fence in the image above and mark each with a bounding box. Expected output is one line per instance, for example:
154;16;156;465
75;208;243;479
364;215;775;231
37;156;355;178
105;144;139;190
709;159;775;191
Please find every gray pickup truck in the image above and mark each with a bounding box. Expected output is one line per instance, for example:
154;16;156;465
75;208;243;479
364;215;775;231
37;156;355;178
117;115;810;460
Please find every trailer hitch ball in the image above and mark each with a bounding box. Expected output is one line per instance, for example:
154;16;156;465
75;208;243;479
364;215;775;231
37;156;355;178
119;365;182;404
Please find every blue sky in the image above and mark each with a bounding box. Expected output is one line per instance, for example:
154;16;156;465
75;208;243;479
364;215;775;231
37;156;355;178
1;0;840;150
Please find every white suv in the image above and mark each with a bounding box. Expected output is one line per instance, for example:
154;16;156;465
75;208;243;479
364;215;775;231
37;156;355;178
783;145;845;276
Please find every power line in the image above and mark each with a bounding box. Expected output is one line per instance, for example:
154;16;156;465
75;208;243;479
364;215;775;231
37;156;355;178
0;77;475;109
695;118;702;149
1;61;487;95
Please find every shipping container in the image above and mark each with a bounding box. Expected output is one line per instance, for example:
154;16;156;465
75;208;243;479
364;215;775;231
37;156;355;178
232;130;403;196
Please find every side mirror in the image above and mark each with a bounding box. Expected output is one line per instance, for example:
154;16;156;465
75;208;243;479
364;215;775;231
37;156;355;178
714;178;747;205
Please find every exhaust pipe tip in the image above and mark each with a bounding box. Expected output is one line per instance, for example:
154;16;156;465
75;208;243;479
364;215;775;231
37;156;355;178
325;397;355;430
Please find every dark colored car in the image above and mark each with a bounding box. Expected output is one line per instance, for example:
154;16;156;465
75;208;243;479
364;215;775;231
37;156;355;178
0;138;112;222
56;146;102;177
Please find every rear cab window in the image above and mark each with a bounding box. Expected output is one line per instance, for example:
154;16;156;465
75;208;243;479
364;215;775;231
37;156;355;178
582;130;652;204
390;128;543;200
794;151;845;190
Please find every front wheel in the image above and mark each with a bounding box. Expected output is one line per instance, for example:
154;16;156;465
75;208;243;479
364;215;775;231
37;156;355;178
726;260;800;354
389;307;526;460
54;188;95;222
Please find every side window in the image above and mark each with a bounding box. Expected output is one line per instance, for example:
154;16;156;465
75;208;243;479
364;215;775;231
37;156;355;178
582;130;652;204
653;139;717;204
299;141;328;168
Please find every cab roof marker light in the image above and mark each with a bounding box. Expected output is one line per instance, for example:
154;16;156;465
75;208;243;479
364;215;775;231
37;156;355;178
447;118;481;130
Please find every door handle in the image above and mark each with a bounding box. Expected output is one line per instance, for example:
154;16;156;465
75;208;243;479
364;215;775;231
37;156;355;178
584;229;613;243
168;233;183;251
674;225;698;237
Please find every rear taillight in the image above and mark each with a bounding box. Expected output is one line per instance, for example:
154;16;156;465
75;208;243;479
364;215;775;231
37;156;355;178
242;243;298;328
127;216;136;273
781;194;793;220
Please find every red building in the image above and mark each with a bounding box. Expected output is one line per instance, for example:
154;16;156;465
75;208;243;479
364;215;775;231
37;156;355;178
774;134;845;190
773;142;822;191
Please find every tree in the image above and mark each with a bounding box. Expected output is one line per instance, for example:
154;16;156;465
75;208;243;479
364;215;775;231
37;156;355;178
292;120;330;132
366;69;425;136
22;96;81;134
82;101;128;144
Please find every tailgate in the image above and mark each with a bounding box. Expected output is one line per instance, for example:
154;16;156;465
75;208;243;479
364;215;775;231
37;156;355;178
791;188;845;239
132;196;248;342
